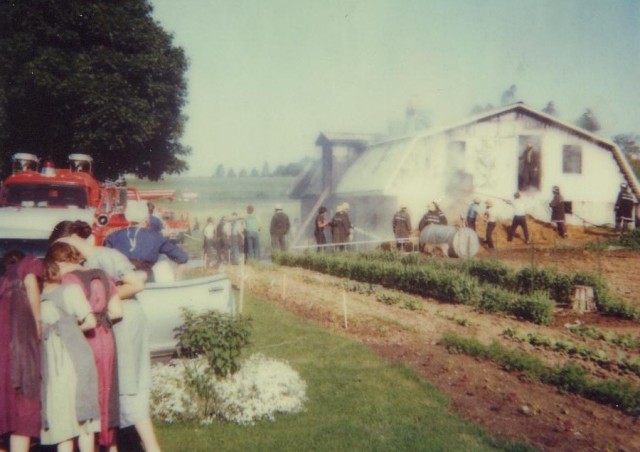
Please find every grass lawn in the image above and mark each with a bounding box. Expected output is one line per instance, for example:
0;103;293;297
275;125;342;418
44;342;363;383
154;292;532;451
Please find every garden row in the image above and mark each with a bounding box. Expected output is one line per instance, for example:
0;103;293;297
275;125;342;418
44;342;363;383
274;252;640;325
440;333;640;417
502;327;640;378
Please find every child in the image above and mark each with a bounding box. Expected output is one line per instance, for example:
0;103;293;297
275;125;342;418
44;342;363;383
40;244;101;451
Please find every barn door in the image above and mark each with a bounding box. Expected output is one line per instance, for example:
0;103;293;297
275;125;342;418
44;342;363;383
518;136;542;191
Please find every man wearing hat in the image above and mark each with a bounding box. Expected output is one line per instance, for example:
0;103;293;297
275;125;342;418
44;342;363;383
270;204;290;252
418;202;442;232
549;186;567;238
331;202;353;251
392;205;412;251
465;197;481;231
483;200;497;249
614;182;635;233
507;192;530;244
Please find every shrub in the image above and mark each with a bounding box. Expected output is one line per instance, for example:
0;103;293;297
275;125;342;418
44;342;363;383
175;308;252;377
477;285;515;313
511;291;555;325
466;259;516;288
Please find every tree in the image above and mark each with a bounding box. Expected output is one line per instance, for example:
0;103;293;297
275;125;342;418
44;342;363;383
261;161;270;177
613;134;640;179
238;168;247;177
542;101;558;116
576;108;601;133
250;167;259;177
227;168;236;177
215;163;225;178
0;0;190;181
500;84;517;106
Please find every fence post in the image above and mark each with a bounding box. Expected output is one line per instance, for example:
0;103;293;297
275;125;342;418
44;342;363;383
342;291;349;329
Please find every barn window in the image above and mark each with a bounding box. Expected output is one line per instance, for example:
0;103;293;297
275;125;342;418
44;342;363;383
562;145;582;174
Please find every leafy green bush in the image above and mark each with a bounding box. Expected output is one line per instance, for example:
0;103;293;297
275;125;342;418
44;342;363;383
618;229;640;249
477;285;515;313
466;259;516;288
176;308;252;377
511;291;555;325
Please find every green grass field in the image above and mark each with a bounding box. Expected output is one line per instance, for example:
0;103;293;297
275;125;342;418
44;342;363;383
155;293;532;452
139;176;532;450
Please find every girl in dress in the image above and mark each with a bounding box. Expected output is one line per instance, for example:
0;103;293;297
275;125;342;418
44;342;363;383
40;244;101;451
47;241;124;449
0;251;42;452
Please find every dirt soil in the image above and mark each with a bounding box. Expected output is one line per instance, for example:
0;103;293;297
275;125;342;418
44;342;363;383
222;221;640;452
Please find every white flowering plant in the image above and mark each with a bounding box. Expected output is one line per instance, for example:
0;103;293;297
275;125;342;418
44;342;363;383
151;353;308;425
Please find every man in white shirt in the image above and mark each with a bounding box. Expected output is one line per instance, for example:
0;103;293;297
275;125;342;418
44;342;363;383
507;192;530;244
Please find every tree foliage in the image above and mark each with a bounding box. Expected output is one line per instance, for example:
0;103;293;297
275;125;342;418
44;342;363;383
576;108;601;133
215;163;225;178
0;0;190;181
542;101;558;116
614;134;640;179
500;84;517;106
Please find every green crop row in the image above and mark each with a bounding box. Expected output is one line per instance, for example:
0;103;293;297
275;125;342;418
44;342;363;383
502;328;640;378
440;332;640;416
275;251;640;322
568;324;640;351
274;252;555;325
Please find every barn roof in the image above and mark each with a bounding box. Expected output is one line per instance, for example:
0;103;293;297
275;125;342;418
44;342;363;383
294;103;640;199
334;102;640;197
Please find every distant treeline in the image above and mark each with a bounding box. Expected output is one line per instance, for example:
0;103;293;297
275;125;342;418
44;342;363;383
214;158;312;178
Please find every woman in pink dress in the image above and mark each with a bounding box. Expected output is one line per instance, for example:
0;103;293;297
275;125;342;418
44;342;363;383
51;242;124;449
0;251;42;452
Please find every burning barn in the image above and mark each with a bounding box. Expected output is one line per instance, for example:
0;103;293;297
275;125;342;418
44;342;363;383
289;103;639;247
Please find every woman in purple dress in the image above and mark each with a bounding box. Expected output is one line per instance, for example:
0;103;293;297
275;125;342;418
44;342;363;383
0;251;42;452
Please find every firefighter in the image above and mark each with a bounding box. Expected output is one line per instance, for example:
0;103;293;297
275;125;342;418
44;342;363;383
549;186;567;238
465;198;481;231
615;182;636;233
418;203;442;232
270;204;291;252
392;206;412;251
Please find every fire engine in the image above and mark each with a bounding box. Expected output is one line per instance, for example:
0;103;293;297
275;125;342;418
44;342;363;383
0;153;141;253
0;152;236;356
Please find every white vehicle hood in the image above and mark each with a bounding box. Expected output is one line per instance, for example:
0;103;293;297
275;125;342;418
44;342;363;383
0;207;95;239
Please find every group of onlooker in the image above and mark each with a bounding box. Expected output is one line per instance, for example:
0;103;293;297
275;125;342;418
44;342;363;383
0;218;178;452
202;205;265;266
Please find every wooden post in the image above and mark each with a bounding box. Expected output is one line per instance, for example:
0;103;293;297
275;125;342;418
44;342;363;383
572;285;596;313
282;274;286;300
238;257;245;315
342;291;348;329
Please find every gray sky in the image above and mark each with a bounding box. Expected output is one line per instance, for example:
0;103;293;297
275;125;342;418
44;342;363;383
151;0;640;176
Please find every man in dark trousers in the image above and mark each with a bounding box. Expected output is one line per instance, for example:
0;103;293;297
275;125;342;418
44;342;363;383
549;186;567;238
392;206;412;251
331;202;353;251
519;143;540;190
270;204;290;252
507;192;529;244
614;182;636;233
465;198;481;231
